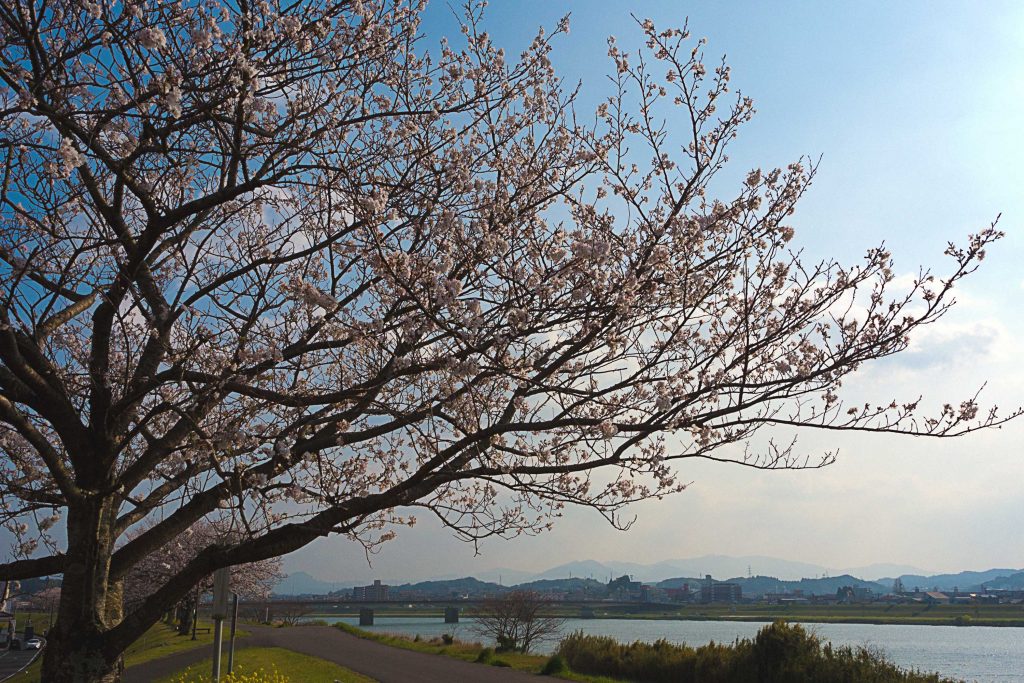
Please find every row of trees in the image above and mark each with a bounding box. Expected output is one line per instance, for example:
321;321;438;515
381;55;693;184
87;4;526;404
0;0;1012;680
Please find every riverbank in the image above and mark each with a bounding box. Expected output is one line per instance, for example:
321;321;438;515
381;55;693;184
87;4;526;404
299;602;1024;628
316;613;1023;681
332;621;962;683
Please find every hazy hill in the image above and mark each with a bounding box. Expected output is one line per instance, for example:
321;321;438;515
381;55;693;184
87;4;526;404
838;563;931;580
533;556;835;583
515;577;607;593
656;574;886;597
882;568;1021;592
607;556;830;582
982;571;1024;590
739;574;886;596
273;571;355;596
531;560;618;581
390;576;503;596
271;557;1024;596
472;567;537;586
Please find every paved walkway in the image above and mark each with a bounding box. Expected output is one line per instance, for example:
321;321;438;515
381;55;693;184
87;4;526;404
126;624;539;682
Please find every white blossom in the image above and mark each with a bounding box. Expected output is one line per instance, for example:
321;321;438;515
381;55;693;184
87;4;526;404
138;27;167;50
191;28;213;50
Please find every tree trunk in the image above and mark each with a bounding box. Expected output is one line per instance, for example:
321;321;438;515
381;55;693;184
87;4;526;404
41;498;125;683
178;597;195;636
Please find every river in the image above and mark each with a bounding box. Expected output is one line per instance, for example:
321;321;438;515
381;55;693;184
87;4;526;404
316;615;1024;682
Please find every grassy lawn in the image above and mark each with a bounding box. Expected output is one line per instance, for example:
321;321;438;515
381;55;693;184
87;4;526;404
126;620;249;666
10;619;248;682
152;646;376;683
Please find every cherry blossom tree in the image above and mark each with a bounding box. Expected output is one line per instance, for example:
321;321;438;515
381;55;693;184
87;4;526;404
23;584;61;613
0;0;1014;680
123;519;282;633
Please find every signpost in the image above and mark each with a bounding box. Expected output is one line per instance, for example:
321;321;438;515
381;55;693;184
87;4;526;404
211;568;230;682
227;593;239;674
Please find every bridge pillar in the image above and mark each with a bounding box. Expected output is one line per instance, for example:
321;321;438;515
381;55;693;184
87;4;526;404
444;607;459;624
359;608;374;626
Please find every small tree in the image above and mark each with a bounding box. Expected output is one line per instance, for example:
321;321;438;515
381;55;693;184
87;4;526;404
472;590;565;653
273;604;313;627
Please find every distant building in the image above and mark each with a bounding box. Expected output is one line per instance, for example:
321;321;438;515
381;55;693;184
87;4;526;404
700;575;741;603
665;584;691;602
353;579;389;601
764;591;809;605
640;585;666;603
607;575;644;601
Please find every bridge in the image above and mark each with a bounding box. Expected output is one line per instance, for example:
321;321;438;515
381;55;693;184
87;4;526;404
237;598;677;625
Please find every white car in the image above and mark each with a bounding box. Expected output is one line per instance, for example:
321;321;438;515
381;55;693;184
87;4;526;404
23;637;42;650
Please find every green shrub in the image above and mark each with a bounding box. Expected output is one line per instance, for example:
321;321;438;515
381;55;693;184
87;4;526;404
556;621;958;683
491;659;511;667
441;633;455;645
495;635;516;652
540;654;568;675
475;647;494;664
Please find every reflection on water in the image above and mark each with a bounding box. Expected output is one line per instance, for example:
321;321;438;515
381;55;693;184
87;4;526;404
313;615;1024;682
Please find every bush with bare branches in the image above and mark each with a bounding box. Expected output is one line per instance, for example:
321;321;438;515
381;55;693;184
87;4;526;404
472;590;564;653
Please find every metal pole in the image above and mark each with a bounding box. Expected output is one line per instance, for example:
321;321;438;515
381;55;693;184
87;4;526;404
227;593;238;674
211;616;224;682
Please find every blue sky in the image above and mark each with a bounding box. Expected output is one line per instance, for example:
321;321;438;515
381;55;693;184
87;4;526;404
280;1;1024;582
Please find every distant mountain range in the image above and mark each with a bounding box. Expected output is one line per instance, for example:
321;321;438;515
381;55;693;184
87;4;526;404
274;571;360;595
502;556;935;584
274;556;1023;596
875;568;1019;593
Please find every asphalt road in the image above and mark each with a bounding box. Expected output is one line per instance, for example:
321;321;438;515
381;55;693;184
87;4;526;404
0;643;42;681
126;624;540;682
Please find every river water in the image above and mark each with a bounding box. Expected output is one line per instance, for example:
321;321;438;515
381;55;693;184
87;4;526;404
319;615;1024;682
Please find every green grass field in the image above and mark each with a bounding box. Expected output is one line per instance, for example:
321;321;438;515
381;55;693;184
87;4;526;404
153;646;375;683
127;620;250;665
10;619;248;682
